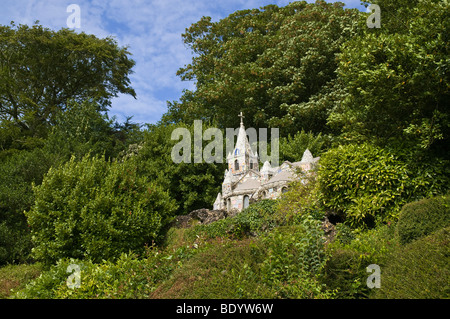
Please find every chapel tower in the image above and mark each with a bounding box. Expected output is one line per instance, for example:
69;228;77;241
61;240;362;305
226;112;259;176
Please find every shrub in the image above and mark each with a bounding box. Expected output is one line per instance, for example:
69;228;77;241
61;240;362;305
134;123;226;216
322;224;397;298
373;227;450;299
188;199;278;240
157;217;334;299
276;168;325;224
395;194;450;245
150;238;272;299
320;248;367;299
26;155;177;265
334;223;355;245
0;222;33;265
257;216;334;298
318;143;411;228
14;243;202;299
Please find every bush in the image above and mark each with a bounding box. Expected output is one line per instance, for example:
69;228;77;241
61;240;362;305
0;222;33;265
14;244;203;299
322;224;397;298
158;216;334;299
256;216;334;298
26;155;177;265
134;123;226;216
320;249;367;299
396;195;450;245
150;238;273;299
373;227;450;299
188;199;278;240
276;168;325;224
318;143;411;228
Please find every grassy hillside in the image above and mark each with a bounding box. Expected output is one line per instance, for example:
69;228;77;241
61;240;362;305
1;193;448;299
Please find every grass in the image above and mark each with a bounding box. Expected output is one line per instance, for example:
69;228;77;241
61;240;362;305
0;263;43;298
150;237;271;299
373;226;450;299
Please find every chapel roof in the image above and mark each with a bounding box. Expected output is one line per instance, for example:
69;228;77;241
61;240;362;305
234;178;261;192
263;170;296;185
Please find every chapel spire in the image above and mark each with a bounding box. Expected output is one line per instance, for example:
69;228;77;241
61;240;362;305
227;112;259;175
238;111;245;126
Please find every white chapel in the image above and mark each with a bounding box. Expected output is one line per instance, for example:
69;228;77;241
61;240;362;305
213;113;319;212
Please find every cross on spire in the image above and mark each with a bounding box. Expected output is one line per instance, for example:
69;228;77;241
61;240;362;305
238;112;245;125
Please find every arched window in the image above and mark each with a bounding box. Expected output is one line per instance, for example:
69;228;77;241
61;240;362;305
282;187;288;194
235;149;239;155
243;195;250;209
234;159;239;171
227;198;231;211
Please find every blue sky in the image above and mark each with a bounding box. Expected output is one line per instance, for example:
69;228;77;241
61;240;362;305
1;0;366;124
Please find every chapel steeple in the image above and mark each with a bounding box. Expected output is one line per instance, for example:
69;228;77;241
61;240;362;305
226;112;258;176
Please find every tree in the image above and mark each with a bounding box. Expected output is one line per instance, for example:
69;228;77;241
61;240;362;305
129;122;226;215
162;1;361;135
279;129;330;162
0;22;136;148
0;100;141;265
328;0;449;157
0;147;57;265
45;99;142;162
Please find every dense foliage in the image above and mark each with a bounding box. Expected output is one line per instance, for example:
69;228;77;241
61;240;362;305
279;129;330;162
374;227;450;299
331;0;449;156
0;100;140;265
396;194;450;245
318;143;410;228
130;122;226;215
1;0;449;300
163;1;360;134
318;143;449;228
0;23;136;150
0;22;138;265
26;155;177;265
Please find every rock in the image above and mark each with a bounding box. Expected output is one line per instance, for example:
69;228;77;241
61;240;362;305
173;208;232;228
322;216;336;244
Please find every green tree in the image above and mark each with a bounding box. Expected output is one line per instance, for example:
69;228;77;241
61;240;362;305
0;22;136;149
45;99;142;162
130;122;226;215
279;129;330;162
163;1;361;135
0;148;57;265
328;0;449;156
0;100;141;265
